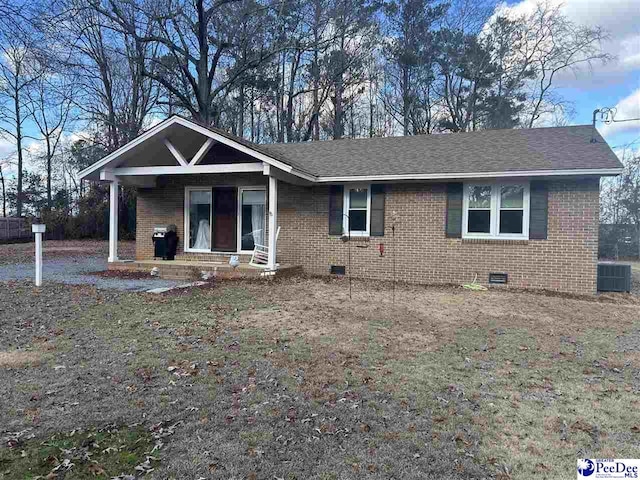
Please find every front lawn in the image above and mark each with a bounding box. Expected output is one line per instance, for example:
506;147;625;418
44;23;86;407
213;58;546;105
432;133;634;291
1;278;639;479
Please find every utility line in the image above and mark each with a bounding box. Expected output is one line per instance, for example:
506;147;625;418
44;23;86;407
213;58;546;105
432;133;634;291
611;135;640;150
609;117;640;123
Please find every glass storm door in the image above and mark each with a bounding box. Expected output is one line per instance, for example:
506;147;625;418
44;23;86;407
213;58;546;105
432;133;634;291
188;190;212;251
240;189;266;251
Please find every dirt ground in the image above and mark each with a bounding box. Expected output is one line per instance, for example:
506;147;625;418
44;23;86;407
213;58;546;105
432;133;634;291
1;270;640;479
0;240;135;265
630;262;640;295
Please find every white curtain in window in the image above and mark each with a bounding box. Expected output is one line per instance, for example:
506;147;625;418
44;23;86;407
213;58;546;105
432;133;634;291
193;219;210;250
251;206;265;246
243;190;265;247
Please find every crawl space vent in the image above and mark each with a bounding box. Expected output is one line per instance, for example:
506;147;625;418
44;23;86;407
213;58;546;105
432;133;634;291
330;265;346;275
489;273;508;284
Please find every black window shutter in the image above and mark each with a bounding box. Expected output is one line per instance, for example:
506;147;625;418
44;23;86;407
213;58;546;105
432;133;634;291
446;183;463;238
328;185;344;235
529;181;548;240
370;184;385;236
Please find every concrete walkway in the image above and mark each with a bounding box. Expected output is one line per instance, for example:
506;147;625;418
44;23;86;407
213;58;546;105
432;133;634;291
0;257;181;291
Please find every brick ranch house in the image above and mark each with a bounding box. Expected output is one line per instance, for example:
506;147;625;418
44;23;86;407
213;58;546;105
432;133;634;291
79;115;622;294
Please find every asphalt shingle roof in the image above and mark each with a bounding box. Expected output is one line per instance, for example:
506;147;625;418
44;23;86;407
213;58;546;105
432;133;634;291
258;125;621;178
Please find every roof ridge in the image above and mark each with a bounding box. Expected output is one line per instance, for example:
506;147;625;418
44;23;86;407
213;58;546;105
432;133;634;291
263;124;596;148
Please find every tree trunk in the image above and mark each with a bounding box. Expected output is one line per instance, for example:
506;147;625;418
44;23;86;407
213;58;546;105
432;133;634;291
196;0;211;124
238;83;245;137
46;136;52;210
311;49;320;141
250;87;255;142
0;165;6;217
14;92;23;217
402;65;410;136
278;53;286;142
333;75;343;139
285;50;301;142
369;95;374;138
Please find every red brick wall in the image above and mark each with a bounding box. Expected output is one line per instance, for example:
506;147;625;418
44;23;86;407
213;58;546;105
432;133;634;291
276;178;600;294
136;176;600;294
136;173;267;260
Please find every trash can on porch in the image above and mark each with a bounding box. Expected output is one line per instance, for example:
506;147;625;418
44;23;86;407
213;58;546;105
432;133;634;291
165;225;178;260
152;226;168;259
152;224;178;260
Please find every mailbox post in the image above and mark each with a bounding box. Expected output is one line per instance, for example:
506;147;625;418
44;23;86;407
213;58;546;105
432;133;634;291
32;223;46;287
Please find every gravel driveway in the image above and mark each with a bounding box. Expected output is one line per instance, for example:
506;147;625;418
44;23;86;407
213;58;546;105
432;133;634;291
0;253;180;291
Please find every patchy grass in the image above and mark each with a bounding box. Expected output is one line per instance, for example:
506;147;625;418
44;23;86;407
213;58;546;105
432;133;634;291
0;424;159;479
0;351;42;369
1;276;639;479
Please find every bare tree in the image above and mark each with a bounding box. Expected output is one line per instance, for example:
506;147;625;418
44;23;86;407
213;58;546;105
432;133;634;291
383;0;446;135
610;152;640;258
518;2;611;127
0;26;46;216
435;29;496;132
58;2;159;150
88;0;289;126
0;160;7;217
27;74;74;209
325;0;378;139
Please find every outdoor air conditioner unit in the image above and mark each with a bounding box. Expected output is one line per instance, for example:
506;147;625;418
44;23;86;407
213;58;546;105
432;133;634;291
597;263;631;293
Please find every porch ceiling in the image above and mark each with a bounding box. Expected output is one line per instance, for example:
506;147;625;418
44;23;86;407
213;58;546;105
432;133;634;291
80;116;313;183
111;123;208;169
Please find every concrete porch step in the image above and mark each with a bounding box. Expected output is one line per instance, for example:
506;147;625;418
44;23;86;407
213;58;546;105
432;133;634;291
174;253;253;264
109;259;301;281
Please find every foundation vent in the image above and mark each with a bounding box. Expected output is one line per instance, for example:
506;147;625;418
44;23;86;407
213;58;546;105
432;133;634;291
330;265;346;275
489;273;508;284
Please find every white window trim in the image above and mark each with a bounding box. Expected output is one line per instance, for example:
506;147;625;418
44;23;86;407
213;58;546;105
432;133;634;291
237;186;267;254
462;181;530;240
343;184;371;237
184;185;266;254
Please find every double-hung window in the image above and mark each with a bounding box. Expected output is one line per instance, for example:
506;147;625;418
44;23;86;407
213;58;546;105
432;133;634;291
463;182;529;239
343;186;371;236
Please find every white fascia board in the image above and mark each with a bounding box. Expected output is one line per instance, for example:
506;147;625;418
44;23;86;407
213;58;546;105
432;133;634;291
172;117;301;175
113;163;264;176
99;170;117;182
79;115;308;181
263;162;316;182
289;168;317;182
314;168;623;183
79;116;181;180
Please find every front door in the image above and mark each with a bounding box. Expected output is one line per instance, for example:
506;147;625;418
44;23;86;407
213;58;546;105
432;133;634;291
213;187;237;251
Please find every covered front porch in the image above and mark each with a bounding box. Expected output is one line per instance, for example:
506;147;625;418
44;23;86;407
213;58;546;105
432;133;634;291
79;116;311;276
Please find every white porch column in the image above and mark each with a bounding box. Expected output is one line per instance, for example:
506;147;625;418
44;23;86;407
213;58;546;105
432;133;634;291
108;178;119;262
267;175;278;270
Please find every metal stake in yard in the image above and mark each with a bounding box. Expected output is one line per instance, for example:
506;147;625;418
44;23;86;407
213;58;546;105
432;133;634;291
32;223;46;287
341;213;352;300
